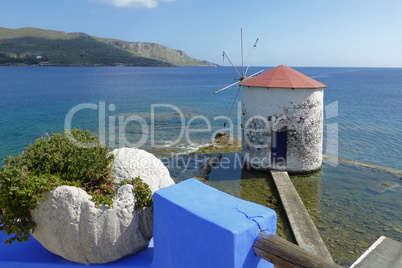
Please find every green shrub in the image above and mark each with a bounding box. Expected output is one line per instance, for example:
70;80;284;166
120;177;153;209
0;129;116;244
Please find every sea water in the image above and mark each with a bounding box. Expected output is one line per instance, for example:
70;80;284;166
1;66;401;169
1;66;401;266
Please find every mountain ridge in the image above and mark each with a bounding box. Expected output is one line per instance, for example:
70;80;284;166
0;27;215;67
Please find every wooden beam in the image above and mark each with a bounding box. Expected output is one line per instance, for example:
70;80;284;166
270;170;334;262
254;232;343;268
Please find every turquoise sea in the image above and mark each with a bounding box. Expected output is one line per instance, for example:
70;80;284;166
1;66;401;266
1;66;402;169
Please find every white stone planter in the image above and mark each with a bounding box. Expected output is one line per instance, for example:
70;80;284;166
30;148;174;264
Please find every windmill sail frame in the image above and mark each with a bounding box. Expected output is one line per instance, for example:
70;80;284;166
214;29;263;94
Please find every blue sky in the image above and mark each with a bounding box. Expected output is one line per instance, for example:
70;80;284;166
1;0;401;67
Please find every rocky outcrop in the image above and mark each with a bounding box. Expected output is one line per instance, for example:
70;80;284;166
98;39;216;67
30;147;174;264
213;131;241;148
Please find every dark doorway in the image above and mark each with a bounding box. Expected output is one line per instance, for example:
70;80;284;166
271;130;287;170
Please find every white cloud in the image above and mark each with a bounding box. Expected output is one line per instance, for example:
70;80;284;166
90;0;174;8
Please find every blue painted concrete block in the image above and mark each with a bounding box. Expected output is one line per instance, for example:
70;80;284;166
152;178;276;268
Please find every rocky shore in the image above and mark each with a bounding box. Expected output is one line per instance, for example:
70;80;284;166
192;131;242;154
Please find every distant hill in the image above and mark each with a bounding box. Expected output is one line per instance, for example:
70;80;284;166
96;37;214;67
0;27;215;67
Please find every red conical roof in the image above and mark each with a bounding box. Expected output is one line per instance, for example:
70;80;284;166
239;65;326;89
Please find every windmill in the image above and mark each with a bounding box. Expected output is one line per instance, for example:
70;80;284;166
214;29;264;126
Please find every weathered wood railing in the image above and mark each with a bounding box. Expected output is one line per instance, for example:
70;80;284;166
254;231;343;268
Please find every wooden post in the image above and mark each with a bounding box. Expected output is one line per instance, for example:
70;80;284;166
254;231;342;268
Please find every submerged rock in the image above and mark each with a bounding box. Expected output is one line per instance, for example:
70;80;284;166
194;154;223;181
31;147;174;264
367;181;401;194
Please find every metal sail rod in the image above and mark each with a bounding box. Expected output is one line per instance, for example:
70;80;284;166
214;80;240;94
224;84;241;127
214;70;263;94
248;69;264;78
223;51;242;79
245;38;259;76
241;28;244;77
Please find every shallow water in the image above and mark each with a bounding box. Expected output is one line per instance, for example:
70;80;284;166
168;153;402;266
294;163;402;266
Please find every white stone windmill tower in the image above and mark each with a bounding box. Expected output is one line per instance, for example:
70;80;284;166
239;65;326;173
215;31;326;173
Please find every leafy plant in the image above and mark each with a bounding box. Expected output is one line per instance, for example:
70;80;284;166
0;129;116;244
120;177;153;210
